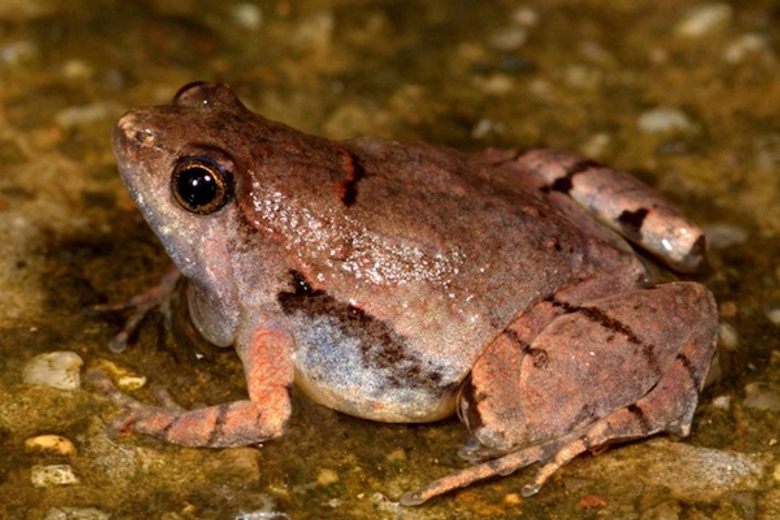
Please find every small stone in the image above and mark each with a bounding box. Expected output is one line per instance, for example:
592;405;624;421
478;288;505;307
231;3;263;30
724;33;768;63
676;4;732;37
766;308;780;325
711;395;731;410
637;107;695;134
386;447;407;462
743;382;780;412
471;118;505;139
31;464;79;487
580;133;611;159
61;59;93;80
503;492;521;505
0;40;37;65
44;507;110;520
317;468;339;486
511;7;539;27
488;27;527;51
25;434;77;456
23;351;83;391
718;323;739;351
117;374;147;390
578;494;607;510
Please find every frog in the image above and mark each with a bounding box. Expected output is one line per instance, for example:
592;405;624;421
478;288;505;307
92;82;718;505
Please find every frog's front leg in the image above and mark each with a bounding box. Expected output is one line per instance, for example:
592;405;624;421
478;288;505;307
402;282;718;505
89;327;293;447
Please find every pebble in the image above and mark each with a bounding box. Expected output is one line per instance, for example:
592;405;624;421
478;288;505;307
231;3;262;31
676;3;732;37
31;464;79;487
765;308;780;325
511;7;539;27
0;40;37;65
23;351;83;391
637;107;695;134
117;374;147;390
718;322;739;351
44;507;109;520
488;27;527;51
316;468;339;486
25;434;77;456
471;118;505;139
711;394;731;410
743;382;780;412
503;492;521;505
724;33;768;63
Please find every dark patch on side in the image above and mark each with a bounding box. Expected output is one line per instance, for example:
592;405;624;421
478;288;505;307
627;403;652;431
642;343;662;377
616;207;649;241
676;353;701;390
277;270;446;390
338;149;367;207
208;403;230;446
459;375;486;431
540;159;600;194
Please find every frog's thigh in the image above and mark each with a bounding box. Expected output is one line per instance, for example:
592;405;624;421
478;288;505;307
460;282;718;453
128;328;293;447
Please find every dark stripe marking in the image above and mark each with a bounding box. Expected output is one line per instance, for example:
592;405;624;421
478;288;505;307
676;353;701;390
338;149;367;207
616;207;649;241
547;297;642;345
540;159;601;194
161;415;181;442
207;403;230;446
503;329;548;368
627;404;652;431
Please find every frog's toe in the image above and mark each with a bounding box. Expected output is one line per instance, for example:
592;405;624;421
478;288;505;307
91;265;180;353
457;438;507;463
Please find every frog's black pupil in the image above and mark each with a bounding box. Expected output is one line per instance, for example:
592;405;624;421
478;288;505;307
177;166;217;208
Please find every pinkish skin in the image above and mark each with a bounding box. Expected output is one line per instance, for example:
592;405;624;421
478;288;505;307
95;82;718;505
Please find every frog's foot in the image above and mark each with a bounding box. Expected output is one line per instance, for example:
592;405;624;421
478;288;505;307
88;327;294;447
510;149;709;274
92;265;180;353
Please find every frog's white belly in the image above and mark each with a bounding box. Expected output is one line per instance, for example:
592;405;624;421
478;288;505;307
288;312;462;422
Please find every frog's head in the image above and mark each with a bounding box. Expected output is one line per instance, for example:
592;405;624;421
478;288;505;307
112;82;263;344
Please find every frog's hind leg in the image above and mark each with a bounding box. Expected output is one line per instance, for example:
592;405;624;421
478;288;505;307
401;281;718;506
498;149;709;274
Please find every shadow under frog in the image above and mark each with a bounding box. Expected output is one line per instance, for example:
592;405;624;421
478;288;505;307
90;82;718;505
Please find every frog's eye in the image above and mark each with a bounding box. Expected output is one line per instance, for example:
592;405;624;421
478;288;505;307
171;157;232;215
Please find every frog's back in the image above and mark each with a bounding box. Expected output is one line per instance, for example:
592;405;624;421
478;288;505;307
275;136;610;422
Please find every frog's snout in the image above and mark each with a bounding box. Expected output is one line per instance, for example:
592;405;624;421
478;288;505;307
114;111;158;152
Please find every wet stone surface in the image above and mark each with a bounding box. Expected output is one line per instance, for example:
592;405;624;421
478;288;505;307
1;1;779;519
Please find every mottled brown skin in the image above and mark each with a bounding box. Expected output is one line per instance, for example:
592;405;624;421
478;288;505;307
98;83;718;504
